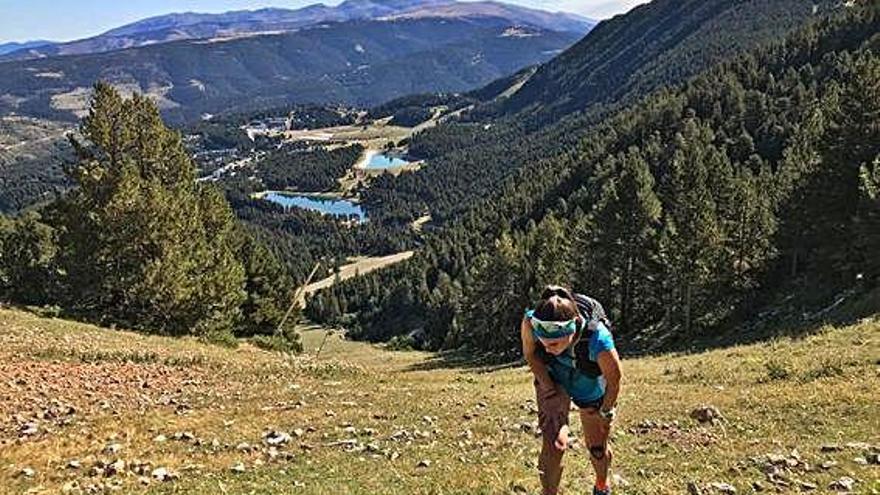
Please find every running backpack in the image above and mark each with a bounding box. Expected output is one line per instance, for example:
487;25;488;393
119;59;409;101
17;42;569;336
537;293;611;378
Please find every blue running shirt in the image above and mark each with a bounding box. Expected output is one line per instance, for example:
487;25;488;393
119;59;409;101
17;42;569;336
529;314;615;404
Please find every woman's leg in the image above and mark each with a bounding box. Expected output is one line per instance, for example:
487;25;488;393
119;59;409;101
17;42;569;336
535;380;571;495
539;432;565;494
580;407;613;490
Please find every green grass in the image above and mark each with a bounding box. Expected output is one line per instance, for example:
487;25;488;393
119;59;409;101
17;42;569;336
0;309;878;494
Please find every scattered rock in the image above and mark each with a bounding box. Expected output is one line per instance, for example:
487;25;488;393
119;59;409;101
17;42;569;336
820;444;842;453
687;481;703;495
67;459;82;470
263;430;292;446
106;459;126;476
690;405;723;424
153;434;168;443
172;431;195;442
854;456;868;465
829;477;855;491
751;481;765;492
798;481;817;491
231;462;246;473
417;459;431;468
19;422;39;437
707;482;737;493
151;467;176;482
103;443;123;455
292;428;305;437
820;460;837;470
19;467;36;478
867;452;880;465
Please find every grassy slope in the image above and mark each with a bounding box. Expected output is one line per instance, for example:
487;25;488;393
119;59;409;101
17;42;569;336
0;308;878;494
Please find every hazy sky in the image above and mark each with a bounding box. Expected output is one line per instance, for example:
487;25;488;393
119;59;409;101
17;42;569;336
0;0;649;44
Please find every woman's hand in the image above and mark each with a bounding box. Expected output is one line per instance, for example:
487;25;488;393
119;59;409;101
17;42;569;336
553;424;570;451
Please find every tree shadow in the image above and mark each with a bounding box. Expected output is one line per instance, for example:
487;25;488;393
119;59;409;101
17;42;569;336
403;348;524;374
627;284;880;357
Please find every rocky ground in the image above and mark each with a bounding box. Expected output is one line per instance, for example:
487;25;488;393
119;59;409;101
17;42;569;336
0;307;878;494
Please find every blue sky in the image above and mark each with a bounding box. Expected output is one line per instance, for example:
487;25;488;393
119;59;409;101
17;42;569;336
0;0;649;43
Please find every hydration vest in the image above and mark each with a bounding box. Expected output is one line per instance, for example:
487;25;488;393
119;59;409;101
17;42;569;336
537;293;610;378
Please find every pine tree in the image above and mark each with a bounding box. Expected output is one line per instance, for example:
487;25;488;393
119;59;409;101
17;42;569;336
459;233;530;355
529;213;573;291
663;119;723;333
590;147;662;333
236;229;294;336
857;156;880;284
728;165;777;290
51;82;246;337
0;212;57;304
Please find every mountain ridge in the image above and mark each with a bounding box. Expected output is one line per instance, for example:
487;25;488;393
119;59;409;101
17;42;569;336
0;0;593;61
0;17;582;124
0;40;56;56
490;0;838;124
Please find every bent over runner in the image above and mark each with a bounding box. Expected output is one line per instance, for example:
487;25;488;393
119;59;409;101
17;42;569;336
521;285;623;495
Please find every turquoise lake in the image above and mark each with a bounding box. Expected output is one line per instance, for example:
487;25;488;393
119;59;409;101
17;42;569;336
366;152;411;169
263;192;366;221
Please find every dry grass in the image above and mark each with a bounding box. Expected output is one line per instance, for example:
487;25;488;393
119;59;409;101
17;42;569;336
1;308;878;494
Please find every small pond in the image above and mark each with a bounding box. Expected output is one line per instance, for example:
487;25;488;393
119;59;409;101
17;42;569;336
366;152;412;169
262;192;366;222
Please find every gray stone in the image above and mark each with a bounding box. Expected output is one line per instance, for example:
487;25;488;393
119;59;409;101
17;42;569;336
263;430;292;446
707;481;737;493
106;459;125;476
829;477;855;492
691;405;723;423
151;467;176;482
19;422;38;437
103;443;123;455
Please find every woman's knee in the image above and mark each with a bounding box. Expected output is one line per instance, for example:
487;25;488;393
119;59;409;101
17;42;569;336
540;440;565;463
589;443;611;460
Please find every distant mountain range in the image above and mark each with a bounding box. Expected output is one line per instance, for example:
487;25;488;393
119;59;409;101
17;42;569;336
0;40;56;56
0;16;583;124
0;0;594;61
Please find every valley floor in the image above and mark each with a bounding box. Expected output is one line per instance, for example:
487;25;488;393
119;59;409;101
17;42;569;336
0;308;878;494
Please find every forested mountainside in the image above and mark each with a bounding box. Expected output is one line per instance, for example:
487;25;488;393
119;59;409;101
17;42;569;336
492;0;840;125
0;18;580;124
356;0;844;226
307;4;880;355
0;0;593;61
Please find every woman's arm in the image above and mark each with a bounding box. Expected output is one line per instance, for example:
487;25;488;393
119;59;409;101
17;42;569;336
521;317;554;388
523;317;570;450
597;349;622;412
